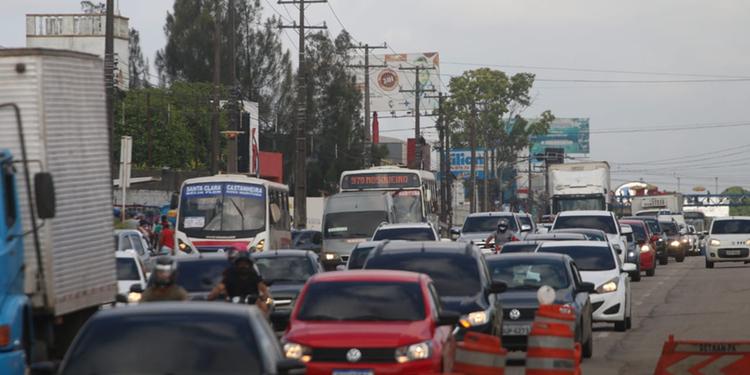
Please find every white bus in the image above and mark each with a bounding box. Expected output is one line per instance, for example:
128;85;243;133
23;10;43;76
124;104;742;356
173;175;291;254
339;166;440;229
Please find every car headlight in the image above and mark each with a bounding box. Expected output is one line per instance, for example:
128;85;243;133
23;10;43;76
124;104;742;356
255;239;265;252
745;239;750;246
710;239;721;246
640;245;650;253
178;240;188;251
670;240;681;247
459;310;490;328
395;341;432;363
323;253;337;261
127;292;142;303
596;277;619;294
681;238;689;243
283;342;312;362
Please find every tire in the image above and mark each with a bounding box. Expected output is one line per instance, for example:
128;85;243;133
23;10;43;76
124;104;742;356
630;271;641;282
706;259;714;269
583;330;593;358
646;267;656;277
615;320;627;332
676;253;685;263
626;316;632;330
659;256;668;265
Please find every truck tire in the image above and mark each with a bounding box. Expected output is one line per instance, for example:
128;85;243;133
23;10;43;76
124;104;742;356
706;259;714;269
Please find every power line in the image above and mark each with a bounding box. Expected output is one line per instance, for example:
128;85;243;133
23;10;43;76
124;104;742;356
611;143;750;166
438;71;750;85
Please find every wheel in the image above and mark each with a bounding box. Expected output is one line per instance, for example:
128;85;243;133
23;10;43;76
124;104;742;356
583;329;593;358
646;267;655;277
706;258;714;269
659;256;668;265
626;316;632;330
676;253;685;263
630;270;641;282
615;320;627;332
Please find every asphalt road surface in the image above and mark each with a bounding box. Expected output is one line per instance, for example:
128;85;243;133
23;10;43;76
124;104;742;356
507;256;750;374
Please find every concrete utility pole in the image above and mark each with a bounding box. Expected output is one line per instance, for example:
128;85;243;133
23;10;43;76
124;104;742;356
227;0;239;173
528;150;533;215
280;0;327;229
426;92;451;229
348;43;387;166
468;110;477;213
399;65;436;168
210;0;222;175
105;0;115;182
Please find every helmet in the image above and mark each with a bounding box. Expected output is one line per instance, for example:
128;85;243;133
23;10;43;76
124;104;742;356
153;257;176;287
497;219;509;232
232;251;253;267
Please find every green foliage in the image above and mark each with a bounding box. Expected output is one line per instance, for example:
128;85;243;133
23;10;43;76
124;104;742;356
722;186;750;216
128;28;150;89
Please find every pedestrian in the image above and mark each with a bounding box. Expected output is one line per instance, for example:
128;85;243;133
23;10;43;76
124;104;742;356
152;215;167;248
207;251;271;314
141;258;188;302
158;221;175;255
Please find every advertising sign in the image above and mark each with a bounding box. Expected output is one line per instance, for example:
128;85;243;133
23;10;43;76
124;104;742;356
450;148;486;180
530;118;590;155
351;52;440;113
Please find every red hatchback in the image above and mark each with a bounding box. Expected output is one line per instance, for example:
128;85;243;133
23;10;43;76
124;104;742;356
621;220;657;277
282;270;460;375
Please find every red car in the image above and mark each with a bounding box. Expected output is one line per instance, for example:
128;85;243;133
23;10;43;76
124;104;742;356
282;270;460;374
620;220;657;277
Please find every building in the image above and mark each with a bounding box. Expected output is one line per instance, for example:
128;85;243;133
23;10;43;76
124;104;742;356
379;136;407;165
26;10;129;90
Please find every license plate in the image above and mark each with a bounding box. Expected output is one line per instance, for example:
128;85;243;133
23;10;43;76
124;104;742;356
502;324;531;336
726;250;741;256
333;371;374;375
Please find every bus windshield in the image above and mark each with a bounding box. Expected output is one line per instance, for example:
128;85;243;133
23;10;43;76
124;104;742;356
392;190;423;223
178;182;266;238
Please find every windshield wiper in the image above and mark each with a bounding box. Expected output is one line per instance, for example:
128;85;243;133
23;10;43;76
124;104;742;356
227;197;245;229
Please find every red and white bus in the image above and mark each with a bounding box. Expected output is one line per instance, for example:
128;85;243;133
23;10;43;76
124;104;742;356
174;175;291;254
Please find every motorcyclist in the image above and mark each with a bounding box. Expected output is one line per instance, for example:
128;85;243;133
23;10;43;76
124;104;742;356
207;251;271;314
487;218;515;251
142;257;188;302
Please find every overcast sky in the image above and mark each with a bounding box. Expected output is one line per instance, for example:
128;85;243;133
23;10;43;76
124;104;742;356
4;0;750;192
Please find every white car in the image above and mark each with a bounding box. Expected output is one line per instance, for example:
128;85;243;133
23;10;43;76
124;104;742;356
371;222;439;242
115;229;155;272
551;210;628;262
537;240;635;331
704;217;750;268
115;250;148;304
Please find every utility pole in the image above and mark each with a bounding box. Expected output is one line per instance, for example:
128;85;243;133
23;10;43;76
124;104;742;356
227;0;239;173
210;0;222;175
280;0;327;229
468;110;477;213
348;43;387;166
528;150;533;215
426;92;451;230
400;65;436;168
146;92;152;164
104;0;115;183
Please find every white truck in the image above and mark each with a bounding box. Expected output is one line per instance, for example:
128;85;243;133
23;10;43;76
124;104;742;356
548;161;611;214
0;49;117;361
631;194;684;216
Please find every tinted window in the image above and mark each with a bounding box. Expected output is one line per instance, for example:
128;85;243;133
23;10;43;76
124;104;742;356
660;222;679;235
463;216;518;233
365;253;482;296
373;227;436;241
61;314;262;374
712;220;750;234
537;245;616;271
324;211;387;239
487;258;570;290
116;258;141;281
254;256;314;283
500;243;538;254
553;215;617;234
347;246;375;269
175;259;228;292
298;281;425;321
130;234;146;254
629;224;648;242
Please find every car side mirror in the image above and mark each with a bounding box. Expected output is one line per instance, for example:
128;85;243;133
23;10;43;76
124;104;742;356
170;192;179;210
521;224;532;232
276;358;307;375
437;310;461;326
578;282;596;294
30;361;59;375
34;172;56;219
270;203;282;224
129;284;144;294
622;263;637;273
613;244;622;254
488;280;507;294
450;228;461;241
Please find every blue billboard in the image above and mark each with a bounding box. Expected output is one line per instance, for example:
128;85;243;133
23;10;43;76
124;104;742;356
530;118;590;155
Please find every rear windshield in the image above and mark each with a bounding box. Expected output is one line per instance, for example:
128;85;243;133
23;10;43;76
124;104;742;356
553;215;617;234
463;216;518;233
255;256;315;283
499;243;539;254
175;259;228;292
365;253;482;297
116;258;140;281
61;314;262;375
712;220;750;235
297;281;425;321
537;245;616;271
487;258;570;290
660;222;679;235
373;227;436;241
629;224;648;242
347;246;375;269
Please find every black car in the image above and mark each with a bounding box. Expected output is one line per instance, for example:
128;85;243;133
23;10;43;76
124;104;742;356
498;241;541;254
291;230;323;253
486;253;595;357
252;250;324;331
362;241;506;338
174;255;231;300
54;303;305;375
343;241;382;270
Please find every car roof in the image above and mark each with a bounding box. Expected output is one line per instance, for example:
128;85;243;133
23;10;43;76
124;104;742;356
712;216;750;221
309;269;425;283
485;252;568;262
467;211;516;218
557;210;612;217
622;216;657;222
114;229;141;235
619;219;647;227
93;301;263;319
377;222;434;230
552;228;607;235
251;249;313;258
525;233;588;240
173;255;228;263
354;240;385;249
115;250;139;259
374;241;474;256
538;240;610;248
502;240;541;246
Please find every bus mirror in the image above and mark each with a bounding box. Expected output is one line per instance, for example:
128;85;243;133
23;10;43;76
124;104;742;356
34;172;56;219
270;203;282;224
424;189;432;202
170;192;179;210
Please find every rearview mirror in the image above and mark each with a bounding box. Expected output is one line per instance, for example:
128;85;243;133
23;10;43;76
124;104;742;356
622;263;637;273
424;189;432;203
488;280;507;294
578;282;596;294
34;172;56;219
437;310;461;326
613;244;622;254
170;192;179;210
129;284;144;293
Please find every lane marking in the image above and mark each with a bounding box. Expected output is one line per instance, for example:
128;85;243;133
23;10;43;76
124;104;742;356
596;332;610;339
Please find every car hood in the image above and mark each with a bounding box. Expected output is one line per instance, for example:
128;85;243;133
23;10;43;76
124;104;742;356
322;238;362;255
709;234;750;243
440;294;488;314
580;269;620;288
458;232;492;243
500;289;574;308
286;321;432;348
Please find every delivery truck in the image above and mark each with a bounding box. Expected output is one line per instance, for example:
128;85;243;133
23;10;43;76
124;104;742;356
548;161;611;214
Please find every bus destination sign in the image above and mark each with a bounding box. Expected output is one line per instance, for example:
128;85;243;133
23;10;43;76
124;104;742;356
341;173;420;190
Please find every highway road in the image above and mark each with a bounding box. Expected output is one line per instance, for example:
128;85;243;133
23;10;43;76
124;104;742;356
507;256;750;374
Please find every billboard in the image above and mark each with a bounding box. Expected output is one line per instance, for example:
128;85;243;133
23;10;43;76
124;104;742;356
352;52;440;113
450;148;487;180
530;118;590;155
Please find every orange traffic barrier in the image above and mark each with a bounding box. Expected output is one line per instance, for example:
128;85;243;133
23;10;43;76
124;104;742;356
454;331;507;375
535;304;576;333
654;335;750;374
525;322;577;375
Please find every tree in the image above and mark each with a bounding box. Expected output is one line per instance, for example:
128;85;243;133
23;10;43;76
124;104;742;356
446;68;553;211
722;186;750;216
128;28;150;89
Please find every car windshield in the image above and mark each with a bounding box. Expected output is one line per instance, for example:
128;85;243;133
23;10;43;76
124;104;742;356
61;313;262;375
660;222;679;236
324;211;387;239
554;196;605;212
347;246;376;269
553;215;617;234
364;252;482;297
487;258;570;290
116;258;140;281
463;216;518;233
372;227;435;241
254;256;315;283
712;220;750;234
518;216;532;228
553;230;606;241
538;245;616;271
297;281;425;321
392;190;424;223
500;243;539;253
178;182;266;239
175;259;228;292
